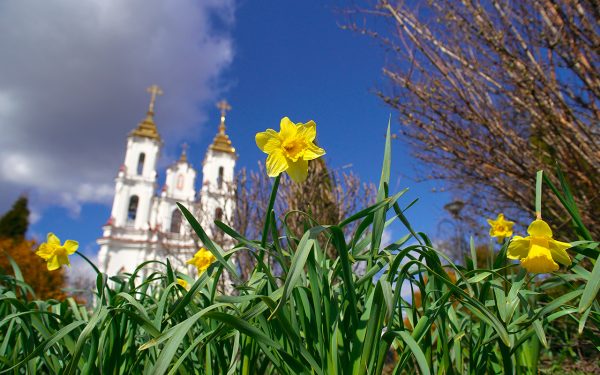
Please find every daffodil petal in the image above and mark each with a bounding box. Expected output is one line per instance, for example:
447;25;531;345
527;219;553;238
549;239;572;266
507;236;529;260
36;243;53;260
47;256;61;271
302;143;325;160
177;278;188;288
266;150;289;177
64;240;79;254
47;233;60;246
279;117;297;140
255;129;281;153
297;120;316;142
520;244;558;273
286;159;309;182
187;248;216;273
488;213;515;239
57;253;70;267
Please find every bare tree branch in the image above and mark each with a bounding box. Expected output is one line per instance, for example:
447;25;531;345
345;0;599;237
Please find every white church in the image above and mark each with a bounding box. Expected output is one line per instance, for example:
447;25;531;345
97;85;236;276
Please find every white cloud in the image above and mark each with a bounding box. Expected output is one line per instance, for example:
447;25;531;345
0;90;18;116
0;0;235;215
29;209;42;225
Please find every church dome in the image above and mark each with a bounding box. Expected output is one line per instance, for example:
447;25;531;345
130;84;162;141
209;100;235;154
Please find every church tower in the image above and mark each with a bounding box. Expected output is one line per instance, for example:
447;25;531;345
199;100;237;239
98;85;164;275
111;85;162;229
151;144;197;234
98;91;238;277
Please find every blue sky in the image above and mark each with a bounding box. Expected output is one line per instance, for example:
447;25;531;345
1;1;452;259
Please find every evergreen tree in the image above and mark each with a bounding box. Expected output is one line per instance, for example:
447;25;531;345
0;196;29;240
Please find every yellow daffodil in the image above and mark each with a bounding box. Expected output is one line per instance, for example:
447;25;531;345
507;219;572;273
35;232;78;271
487;213;514;242
255;117;325;182
186;248;216;274
177;278;189;289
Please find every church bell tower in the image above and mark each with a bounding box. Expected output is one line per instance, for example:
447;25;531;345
98;85;163;275
110;85;163;229
199;100;237;238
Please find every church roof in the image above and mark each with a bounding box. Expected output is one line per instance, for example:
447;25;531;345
130;85;162;142
178;146;188;163
209;100;235;154
130;112;161;141
210;121;236;154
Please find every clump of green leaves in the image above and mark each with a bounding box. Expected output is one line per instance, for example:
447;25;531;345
0;124;597;374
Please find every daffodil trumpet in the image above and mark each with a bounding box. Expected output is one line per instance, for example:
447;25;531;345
507;219;572;273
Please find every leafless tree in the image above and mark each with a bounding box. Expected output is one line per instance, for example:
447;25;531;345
67;271;96;308
278;159;376;239
164;160;375;281
345;0;599;237
232;161;376;279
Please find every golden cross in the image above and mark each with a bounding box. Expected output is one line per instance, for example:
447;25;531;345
146;84;163;113
216;99;232;119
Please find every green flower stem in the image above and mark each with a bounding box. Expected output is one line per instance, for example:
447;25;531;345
75;250;101;275
259;174;281;261
499;340;514;375
535;170;543;219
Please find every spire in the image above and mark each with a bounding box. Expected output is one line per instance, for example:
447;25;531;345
130;85;163;141
179;143;188;163
209;99;235;154
146;84;162;113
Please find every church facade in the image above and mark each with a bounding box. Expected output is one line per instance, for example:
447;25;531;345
97;85;237;276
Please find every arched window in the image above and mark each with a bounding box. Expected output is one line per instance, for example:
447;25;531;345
176;174;184;190
127;195;139;222
217;166;224;189
215;207;223;222
137;153;145;175
170;209;182;233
